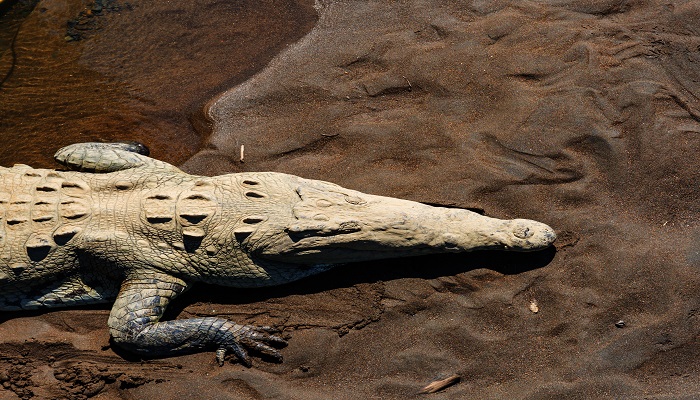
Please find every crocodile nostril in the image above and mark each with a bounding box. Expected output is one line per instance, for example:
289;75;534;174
513;227;532;239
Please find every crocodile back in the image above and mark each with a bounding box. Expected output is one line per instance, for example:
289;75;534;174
0;165;91;287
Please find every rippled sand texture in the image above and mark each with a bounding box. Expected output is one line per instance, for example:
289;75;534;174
2;0;700;399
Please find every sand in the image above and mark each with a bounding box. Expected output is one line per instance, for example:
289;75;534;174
0;0;699;398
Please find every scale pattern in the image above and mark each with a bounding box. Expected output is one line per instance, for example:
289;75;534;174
0;143;556;366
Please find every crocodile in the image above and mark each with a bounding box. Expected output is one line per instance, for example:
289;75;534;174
0;142;556;366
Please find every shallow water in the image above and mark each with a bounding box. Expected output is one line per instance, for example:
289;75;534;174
0;0;317;170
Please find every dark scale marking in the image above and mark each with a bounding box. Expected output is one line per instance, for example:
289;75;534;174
182;226;206;239
147;216;173;224
26;236;54;262
182;228;206;252
148;194;172;200
184;194;211;201
10;263;26;275
233;228;254;243
115;182;133;190
193;180;214;189
245;191;267;199
63;212;88;220
179;213;208;224
53;227;81;245
0;142;555;367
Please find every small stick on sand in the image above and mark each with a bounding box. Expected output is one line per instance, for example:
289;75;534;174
403;75;413;91
240;145;245;163
419;374;460;394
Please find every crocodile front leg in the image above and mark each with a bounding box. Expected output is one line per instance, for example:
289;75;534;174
108;270;286;366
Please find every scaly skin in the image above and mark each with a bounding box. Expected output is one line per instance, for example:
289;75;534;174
0;142;556;366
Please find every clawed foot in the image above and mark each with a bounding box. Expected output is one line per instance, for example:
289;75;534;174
216;324;287;367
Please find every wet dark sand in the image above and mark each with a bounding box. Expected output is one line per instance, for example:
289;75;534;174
1;0;700;399
0;0;316;167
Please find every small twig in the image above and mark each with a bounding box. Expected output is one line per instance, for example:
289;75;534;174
420;374;460;394
403;75;412;90
240;145;245;163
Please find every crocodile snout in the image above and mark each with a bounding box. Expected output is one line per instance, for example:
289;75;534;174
507;219;557;251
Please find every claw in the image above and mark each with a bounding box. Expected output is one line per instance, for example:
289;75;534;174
229;343;252;367
216;347;226;367
259;325;280;333
267;334;287;345
213;324;287;367
240;337;283;361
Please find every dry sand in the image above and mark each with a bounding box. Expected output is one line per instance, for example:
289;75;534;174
0;0;699;398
